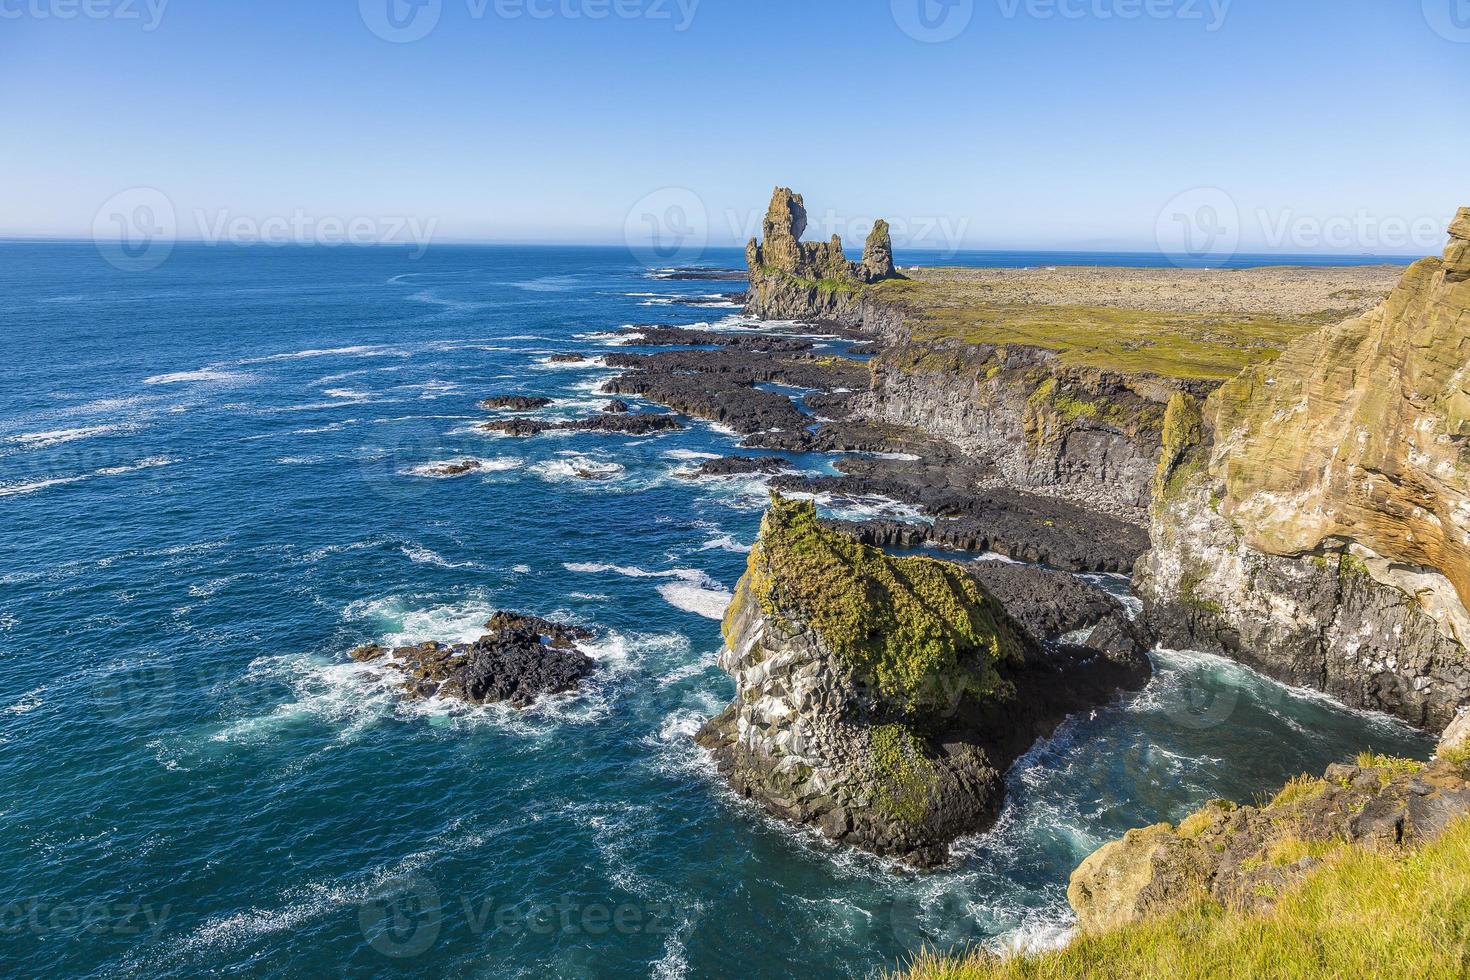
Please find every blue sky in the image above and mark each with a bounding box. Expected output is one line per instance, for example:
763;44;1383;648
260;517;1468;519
2;0;1467;253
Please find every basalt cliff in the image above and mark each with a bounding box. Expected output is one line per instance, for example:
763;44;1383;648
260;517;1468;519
1137;210;1470;730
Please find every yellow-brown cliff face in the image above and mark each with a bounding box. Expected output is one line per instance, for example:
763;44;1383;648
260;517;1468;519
1209;209;1470;642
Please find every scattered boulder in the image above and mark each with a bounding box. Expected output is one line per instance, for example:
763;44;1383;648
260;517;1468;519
354;612;596;709
603;399;630;413
422;459;485;477
480;395;553;411
547;353;587;364
682;455;790;478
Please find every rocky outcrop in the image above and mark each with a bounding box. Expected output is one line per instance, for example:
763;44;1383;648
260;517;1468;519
695;496;1149;866
743;187;903;321
349;612;596;708
1069;755;1470;933
1138;213;1470;732
861;344;1181;515
480;395;553;411
480;412;683;437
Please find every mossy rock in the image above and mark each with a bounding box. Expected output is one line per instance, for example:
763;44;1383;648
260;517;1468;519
741;495;1024;712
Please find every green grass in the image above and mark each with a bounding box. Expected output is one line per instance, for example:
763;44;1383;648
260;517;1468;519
870;279;1327;381
893;816;1470;980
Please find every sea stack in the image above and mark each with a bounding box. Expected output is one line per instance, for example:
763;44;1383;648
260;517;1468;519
696;495;1150;866
744;187;904;320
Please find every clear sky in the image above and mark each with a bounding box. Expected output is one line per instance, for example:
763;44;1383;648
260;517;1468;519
2;0;1467;254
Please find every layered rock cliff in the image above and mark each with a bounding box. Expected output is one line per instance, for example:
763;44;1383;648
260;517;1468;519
695;496;1149;866
1138;211;1470;731
744;187;904;321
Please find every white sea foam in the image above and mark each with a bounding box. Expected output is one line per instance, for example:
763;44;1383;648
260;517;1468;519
399;544;476;570
143;368;251;385
655;581;732;620
7;424;129;447
531;354;608;370
531;457;624;483
402;457;524;479
0;455;176;498
698;534;751;554
245;345;401;363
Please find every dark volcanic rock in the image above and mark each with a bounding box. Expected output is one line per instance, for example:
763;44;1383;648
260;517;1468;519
649;268;744;282
968;560;1152;659
773;454;1148;572
603;399;630;413
653;267;748;281
480;413;683;437
547;353;587;363
480;395;554;411
356;612;596;708
424;459;487;478
683;455;790;478
480;417;552;437
563;413;683;435
620;326;814;353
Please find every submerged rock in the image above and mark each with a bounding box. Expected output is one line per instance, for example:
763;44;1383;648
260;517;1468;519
356;612;595;709
695;495;1150;867
1069;756;1470;933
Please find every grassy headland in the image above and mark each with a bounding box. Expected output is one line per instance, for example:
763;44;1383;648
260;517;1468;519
869;265;1401;381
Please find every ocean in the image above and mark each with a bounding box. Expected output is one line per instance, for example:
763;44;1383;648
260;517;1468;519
0;242;1430;978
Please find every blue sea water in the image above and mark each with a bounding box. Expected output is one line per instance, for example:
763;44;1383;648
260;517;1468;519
0;243;1431;979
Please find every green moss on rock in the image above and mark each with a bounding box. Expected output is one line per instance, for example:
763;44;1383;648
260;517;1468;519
741;495;1023;711
870;724;939;825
